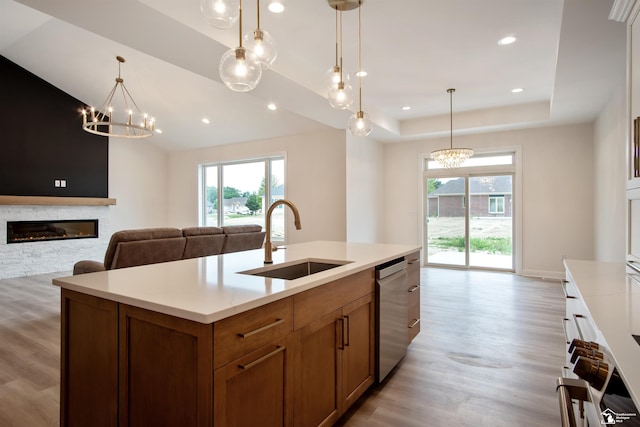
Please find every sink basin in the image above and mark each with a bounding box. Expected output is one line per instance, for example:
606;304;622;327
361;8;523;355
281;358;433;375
239;259;351;280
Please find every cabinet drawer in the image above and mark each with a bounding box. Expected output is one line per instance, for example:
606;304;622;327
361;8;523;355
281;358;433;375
214;297;293;369
293;269;374;330
406;251;420;287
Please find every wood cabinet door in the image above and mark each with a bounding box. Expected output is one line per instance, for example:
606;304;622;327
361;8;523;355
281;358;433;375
214;337;292;427
341;293;375;409
118;305;213;427
61;290;118;427
292;308;342;427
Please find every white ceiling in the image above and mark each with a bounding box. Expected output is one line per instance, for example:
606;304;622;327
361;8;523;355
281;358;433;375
0;0;628;152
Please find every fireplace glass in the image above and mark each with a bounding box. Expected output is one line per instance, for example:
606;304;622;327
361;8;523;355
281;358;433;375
7;219;98;244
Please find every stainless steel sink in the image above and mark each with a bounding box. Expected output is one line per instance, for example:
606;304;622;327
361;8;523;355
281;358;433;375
239;259;351;280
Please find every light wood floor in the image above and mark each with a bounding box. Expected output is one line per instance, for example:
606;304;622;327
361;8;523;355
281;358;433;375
0;268;565;426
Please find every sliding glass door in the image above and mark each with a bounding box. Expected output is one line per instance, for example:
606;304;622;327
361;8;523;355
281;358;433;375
424;154;515;271
426;176;467;266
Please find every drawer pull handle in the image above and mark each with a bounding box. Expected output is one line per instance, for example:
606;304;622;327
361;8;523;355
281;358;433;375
408;285;420;293
408;318;420;328
407;258;420;264
561;280;576;299
238;318;285;338
238;346;285;370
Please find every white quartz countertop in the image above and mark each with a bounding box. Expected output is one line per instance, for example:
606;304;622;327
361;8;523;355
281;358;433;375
564;259;640;408
53;240;420;324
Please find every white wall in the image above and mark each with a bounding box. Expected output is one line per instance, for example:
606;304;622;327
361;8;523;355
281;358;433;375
593;84;627;262
108;139;169;232
346;134;384;243
167;129;347;244
383;123;595;278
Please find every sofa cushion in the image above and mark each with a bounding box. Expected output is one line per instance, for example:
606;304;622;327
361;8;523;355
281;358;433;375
104;228;184;269
182;227;225;259
73;260;106;275
221;225;265;253
110;237;187;269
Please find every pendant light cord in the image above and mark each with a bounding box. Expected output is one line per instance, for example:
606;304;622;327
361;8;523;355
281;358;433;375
256;0;261;30
334;8;339;67
449;88;454;149
339;10;344;83
239;0;243;47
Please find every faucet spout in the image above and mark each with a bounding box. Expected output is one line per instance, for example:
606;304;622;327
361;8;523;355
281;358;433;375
264;199;302;264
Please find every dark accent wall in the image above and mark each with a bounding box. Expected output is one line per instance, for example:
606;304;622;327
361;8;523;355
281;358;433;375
0;56;108;198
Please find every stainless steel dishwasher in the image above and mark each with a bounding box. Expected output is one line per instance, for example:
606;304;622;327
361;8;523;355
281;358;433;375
376;257;408;382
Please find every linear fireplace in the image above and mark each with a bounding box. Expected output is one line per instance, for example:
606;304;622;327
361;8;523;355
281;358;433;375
7;219;98;244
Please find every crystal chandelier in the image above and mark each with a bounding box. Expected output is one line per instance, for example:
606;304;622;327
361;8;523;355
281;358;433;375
430;89;473;168
81;56;155;139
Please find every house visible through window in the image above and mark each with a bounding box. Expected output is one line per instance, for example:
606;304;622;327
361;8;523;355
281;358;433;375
200;157;285;241
489;195;505;214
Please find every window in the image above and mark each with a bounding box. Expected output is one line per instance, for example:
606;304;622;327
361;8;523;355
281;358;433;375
489;196;505;214
426;153;514;170
200;157;285;241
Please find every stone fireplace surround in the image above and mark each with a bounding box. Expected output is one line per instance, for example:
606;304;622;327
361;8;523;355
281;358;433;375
0;205;111;279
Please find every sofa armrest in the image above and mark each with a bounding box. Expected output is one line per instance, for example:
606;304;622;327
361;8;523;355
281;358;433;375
73;260;106;275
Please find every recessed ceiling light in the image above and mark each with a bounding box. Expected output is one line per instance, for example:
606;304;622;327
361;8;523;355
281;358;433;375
402;106;411;111
267;103;277;111
202;118;210;124
155;129;163;134
498;36;516;46
511;88;524;93
356;70;368;77
267;0;285;13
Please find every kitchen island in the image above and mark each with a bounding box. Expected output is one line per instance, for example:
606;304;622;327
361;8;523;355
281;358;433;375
54;240;420;427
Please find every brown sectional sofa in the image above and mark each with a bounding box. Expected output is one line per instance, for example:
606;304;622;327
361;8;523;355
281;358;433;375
73;224;266;275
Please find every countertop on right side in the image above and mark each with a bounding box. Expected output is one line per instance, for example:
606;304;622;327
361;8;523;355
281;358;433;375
564;259;640;408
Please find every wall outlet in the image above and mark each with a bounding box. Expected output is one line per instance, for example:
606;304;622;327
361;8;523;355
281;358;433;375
61;179;66;187
54;179;60;187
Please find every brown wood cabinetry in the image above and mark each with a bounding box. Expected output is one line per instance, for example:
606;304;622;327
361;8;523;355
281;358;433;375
61;268;375;427
292;269;375;427
61;290;118;427
119;305;213;427
213;298;294;427
214;337;293;427
61;289;213;427
407;251;421;343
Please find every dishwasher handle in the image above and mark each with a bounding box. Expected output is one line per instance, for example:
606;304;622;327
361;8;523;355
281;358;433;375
377;268;407;287
376;259;408;280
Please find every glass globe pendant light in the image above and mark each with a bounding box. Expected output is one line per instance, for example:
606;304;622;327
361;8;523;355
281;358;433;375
324;8;349;90
243;0;277;68
348;1;372;136
327;9;353;109
219;0;262;92
201;0;240;29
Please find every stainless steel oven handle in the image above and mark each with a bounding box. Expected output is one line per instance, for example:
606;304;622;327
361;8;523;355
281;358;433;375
562;280;576;299
556;377;590;427
562;318;571;345
573;314;585;341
